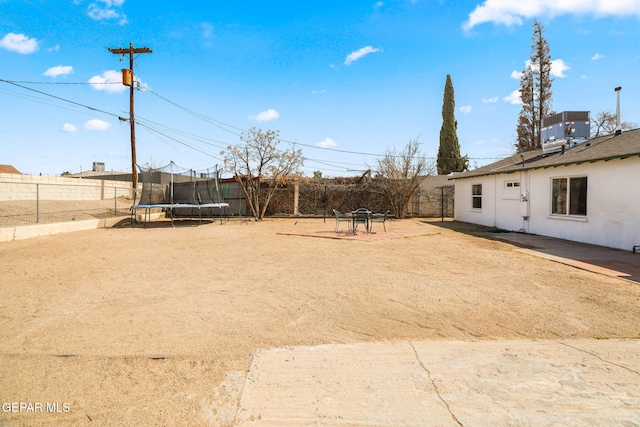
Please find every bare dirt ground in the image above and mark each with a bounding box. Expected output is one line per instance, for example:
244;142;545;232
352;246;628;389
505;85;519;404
0;217;639;426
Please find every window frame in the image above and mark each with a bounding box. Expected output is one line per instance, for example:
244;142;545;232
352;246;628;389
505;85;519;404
551;176;587;217
471;184;482;210
503;180;521;200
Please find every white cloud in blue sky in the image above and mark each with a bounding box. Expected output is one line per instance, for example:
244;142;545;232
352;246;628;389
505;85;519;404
250;109;280;122
4;1;640;176
201;22;214;38
344;46;381;65
551;59;569;77
88;70;127;93
318;138;337;148
511;59;570;80
464;0;640;30
0;33;38;54
62;123;77;133
88;0;127;25
503;89;522;105
44;65;73;78
84;119;111;131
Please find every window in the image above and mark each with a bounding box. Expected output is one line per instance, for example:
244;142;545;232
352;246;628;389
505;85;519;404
552;176;587;216
504;181;521;199
472;184;482;209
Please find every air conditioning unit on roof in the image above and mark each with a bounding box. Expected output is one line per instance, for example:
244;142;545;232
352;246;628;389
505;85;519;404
541;111;590;143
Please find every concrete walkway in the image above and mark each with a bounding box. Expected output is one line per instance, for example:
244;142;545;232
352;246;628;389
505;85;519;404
234;339;640;426
484;231;640;283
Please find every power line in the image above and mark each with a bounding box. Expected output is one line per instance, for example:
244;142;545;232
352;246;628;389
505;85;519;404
0;78;121;119
1;80;122;85
135;121;224;161
1;80;507;174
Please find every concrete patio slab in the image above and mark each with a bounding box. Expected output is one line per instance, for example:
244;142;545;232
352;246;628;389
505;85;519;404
235;339;640;427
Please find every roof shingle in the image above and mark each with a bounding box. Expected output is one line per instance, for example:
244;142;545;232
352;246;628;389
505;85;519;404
452;128;640;180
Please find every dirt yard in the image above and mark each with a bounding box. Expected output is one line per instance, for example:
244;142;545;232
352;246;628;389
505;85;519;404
1;217;639;426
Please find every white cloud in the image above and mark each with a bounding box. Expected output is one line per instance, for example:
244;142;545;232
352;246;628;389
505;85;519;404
62;123;77;133
460;105;473;113
482;96;499;103
503;89;522;104
84;119;112;131
88;0;127;25
591;53;604;60
318;138;337;148
0;33;38;54
312;89;327;94
464;0;640;30
511;58;569;79
581;74;589;79
373;1;384;10
201;22;213;38
250;109;280;122
88;70;127;93
44;65;73;78
551;58;569;77
344;46;381;65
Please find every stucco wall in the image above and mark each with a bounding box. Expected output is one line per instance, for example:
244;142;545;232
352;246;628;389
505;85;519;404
454;157;640;251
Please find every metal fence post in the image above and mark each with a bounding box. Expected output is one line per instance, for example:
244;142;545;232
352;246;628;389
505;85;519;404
36;183;40;223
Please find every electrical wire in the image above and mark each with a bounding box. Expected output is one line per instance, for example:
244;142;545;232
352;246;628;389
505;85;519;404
0;79;122;119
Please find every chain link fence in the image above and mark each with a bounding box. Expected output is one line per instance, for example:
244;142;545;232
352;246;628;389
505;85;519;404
0;181;134;228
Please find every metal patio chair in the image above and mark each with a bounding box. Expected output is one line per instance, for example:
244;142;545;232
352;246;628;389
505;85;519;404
333;209;352;233
370;209;391;233
351;208;371;234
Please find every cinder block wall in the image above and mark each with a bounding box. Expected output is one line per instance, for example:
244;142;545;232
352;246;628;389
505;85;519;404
0;173;135;202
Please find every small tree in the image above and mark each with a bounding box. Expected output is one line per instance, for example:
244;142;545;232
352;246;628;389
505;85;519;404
222;128;304;220
591;110;638;137
437;74;468;174
375;138;433;219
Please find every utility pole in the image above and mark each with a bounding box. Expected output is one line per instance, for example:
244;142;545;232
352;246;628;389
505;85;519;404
107;43;152;194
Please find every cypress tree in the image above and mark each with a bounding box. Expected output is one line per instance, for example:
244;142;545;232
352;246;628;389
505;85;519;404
437;74;468;175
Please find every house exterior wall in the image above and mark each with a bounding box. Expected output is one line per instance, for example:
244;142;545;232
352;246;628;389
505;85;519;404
454;156;640;251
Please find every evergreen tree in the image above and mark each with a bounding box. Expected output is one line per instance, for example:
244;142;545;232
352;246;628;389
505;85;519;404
516;20;554;152
437;74;468;175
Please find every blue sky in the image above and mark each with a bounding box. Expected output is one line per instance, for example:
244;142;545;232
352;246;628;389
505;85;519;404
1;0;640;177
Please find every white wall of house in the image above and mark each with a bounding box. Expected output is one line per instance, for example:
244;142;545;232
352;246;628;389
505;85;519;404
454;156;640;251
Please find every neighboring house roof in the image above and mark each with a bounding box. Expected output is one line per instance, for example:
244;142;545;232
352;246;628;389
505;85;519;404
451;128;640;180
0;164;20;174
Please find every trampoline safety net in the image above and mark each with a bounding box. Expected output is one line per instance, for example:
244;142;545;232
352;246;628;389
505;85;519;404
132;161;228;223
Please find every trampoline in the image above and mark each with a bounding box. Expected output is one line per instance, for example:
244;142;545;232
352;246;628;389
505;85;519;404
131;162;229;227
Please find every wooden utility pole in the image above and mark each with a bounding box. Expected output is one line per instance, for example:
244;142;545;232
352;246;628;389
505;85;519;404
107;43;152;193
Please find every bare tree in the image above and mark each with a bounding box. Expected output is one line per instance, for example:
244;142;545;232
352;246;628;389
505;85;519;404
222;128;304;220
374;138;434;219
591;110;638;138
